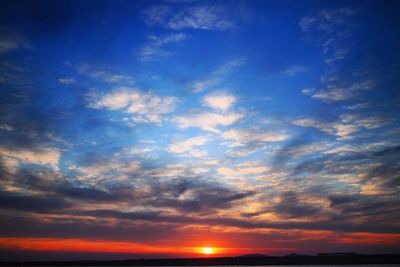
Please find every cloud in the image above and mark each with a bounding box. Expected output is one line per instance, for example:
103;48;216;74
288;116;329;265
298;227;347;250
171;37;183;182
87;87;177;124
76;160;141;184
272;192;323;219
222;129;289;157
293;114;389;139
223;129;288;145
304;80;376;102
279;142;330;157
363;145;400;192
192;59;244;92
310;88;353;102
329;193;400;219
281;65;307;77
174;111;243;133
78;64;134;84
138;33;189;62
0;38;22;54
167;136;208;154
0;191;71;213
299;8;355;33
0;146;60;172
202;91;236;112
58;77;76;85
143;4;247;31
0;124;13;132
0;28;29;54
218;160;270;179
298;8;376;104
143;180;255;213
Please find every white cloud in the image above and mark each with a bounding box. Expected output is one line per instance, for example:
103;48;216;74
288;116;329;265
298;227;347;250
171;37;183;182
218;160;270;179
307;80;376;102
78;161;141;184
311;88;353;102
222;129;288;146
87;87;177;124
347;102;370;110
78;64;134;84
168;136;208;154
192;78;221;93
175;111;243;133
324;142;389;155
221;129;289;157
127;145;159;159
0;146;60;172
188;149;209;158
138;33;189;62
280;143;330;157
202;91;236;112
293;115;389;139
149;163;205;178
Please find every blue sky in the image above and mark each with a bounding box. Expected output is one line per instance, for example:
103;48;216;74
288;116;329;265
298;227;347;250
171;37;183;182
0;0;399;260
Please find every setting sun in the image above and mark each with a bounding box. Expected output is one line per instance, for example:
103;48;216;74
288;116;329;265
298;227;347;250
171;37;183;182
201;247;214;255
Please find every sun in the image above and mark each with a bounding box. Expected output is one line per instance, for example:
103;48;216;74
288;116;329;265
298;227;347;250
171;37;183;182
201;247;214;255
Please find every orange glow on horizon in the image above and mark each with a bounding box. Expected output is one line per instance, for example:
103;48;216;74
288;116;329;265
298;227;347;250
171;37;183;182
0;238;227;257
0;237;181;254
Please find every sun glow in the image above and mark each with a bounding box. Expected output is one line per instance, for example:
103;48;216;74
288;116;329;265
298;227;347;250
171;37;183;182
201;247;214;255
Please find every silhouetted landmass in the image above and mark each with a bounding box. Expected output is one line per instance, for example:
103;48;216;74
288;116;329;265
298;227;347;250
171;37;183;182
1;254;400;266
237;253;269;258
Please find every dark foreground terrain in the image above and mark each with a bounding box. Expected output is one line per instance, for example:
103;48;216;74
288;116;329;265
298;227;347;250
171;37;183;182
1;254;400;266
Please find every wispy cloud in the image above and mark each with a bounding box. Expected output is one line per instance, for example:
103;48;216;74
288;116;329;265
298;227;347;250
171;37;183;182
218;160;270;179
168;136;208;154
192;59;244;92
138;33;189;62
222;128;289;157
281;65;307;77
303;79;376;102
58;77;76;85
175;111;243;133
78;64;134;84
299;8;373;103
299;8;355;33
293;114;390;139
0;146;60;173
87;87;177;124
0;28;29;54
143;4;248;31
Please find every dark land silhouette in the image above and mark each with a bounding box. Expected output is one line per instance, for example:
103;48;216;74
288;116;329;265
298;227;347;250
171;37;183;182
1;253;400;266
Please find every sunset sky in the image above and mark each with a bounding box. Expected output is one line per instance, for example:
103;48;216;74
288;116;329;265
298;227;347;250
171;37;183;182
0;0;400;261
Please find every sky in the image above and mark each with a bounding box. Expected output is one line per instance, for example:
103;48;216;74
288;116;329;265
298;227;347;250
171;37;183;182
0;0;400;261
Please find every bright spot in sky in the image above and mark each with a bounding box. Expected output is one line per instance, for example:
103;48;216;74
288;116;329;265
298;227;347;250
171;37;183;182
202;247;214;255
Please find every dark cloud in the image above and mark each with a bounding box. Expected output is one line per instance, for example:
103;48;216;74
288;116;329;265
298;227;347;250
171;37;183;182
272;191;322;218
366;145;400;189
0;190;71;213
329;193;400;220
142;178;255;213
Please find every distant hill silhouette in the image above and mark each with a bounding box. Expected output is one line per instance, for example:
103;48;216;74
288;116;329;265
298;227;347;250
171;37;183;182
1;253;399;266
238;253;268;258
